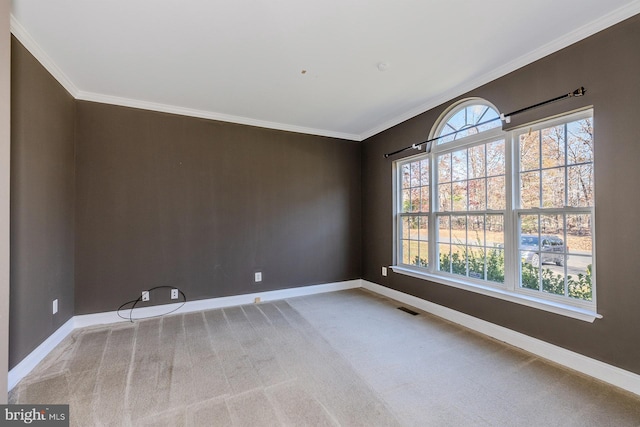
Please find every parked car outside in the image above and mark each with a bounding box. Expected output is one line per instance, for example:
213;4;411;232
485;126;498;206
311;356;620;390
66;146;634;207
520;234;566;267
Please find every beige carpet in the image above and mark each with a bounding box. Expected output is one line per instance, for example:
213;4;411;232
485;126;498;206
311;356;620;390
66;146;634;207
9;289;640;426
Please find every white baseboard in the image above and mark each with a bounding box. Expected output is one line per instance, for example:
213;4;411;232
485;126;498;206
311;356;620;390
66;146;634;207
7;318;75;391
361;279;640;397
8;279;361;391
10;278;639;398
74;280;361;329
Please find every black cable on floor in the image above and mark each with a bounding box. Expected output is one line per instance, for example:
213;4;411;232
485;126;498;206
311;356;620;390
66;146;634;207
117;285;187;322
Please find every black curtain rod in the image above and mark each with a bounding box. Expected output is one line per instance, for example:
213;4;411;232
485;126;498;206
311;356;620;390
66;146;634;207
384;87;586;158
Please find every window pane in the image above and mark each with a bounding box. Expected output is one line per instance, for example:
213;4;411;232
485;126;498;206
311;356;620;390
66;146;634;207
566;214;592;254
468;105;487;127
520;215;539;243
567;256;593;301
452;149;467;181
451;215;467;246
520;171;540;208
568;164;594;207
468;178;486;211
567;119;593;165
520;130;540;171
410;162;421;187
541;125;565;168
415;216;423;241
438;216;451;273
402;240;410;264
542;168;565;208
438;215;451;273
402;189;411;213
439;243;452;272
541;265;565;296
468;145;486;179
439;183;452;211
468;247;485;280
420;186;430;212
420;159;430;186
487;176;505;210
410;244;420;266
402;216;410;239
487;214;504;247
439;153;451;182
467;215;485;247
477;108;501;133
456;127;478;141
540;214;563;239
418;241;429;266
410;188;421;212
437;216;450;243
520;257;540;290
447;110;465;133
486;140;505;176
418;215;429;242
402;164;411;189
487;249;504;283
452;182;467;211
451;246;467;276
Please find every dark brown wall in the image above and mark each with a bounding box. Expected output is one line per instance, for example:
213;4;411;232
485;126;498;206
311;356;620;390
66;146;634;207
10;38;76;368
74;102;361;314
362;14;640;375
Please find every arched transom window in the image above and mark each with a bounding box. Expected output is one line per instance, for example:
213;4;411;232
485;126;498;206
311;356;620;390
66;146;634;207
436;101;501;144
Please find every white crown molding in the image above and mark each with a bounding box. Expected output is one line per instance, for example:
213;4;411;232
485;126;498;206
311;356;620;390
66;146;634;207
76;91;361;141
9;14;359;142
9;15;79;98
10;3;640;143
359;1;640;141
361;280;640;397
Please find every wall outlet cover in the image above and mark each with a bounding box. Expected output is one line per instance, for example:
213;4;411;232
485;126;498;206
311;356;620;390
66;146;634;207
142;291;150;301
255;272;262;282
171;289;179;300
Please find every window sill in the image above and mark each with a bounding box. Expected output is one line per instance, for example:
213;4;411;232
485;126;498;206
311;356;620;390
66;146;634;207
389;265;602;323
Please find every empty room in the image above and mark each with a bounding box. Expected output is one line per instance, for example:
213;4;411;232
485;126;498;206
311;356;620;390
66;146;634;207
2;0;640;425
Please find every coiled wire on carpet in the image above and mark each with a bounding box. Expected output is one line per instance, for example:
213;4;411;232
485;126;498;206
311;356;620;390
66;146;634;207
117;285;187;322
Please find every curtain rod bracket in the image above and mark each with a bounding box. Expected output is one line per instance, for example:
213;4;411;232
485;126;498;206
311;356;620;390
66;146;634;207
500;113;511;124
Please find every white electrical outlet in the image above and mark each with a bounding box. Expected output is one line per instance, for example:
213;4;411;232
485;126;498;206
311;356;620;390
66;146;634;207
171;289;179;300
142;291;150;302
52;299;58;314
255;272;262;282
382;266;388;277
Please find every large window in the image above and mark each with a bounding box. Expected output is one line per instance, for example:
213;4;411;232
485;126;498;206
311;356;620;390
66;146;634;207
516;113;594;302
395;100;596;318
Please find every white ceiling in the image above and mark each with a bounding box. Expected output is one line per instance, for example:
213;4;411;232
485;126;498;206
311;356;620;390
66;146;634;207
10;1;640;141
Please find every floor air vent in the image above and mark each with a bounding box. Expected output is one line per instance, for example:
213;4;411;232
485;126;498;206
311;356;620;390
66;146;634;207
397;306;419;316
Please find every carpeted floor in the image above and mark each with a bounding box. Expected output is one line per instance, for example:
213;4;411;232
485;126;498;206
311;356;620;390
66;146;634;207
9;289;640;426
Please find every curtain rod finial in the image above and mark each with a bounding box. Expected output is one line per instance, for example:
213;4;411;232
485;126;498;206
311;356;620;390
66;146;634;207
572;87;586;97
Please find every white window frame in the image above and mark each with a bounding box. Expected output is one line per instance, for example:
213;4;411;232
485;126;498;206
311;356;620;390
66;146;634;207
391;101;600;322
